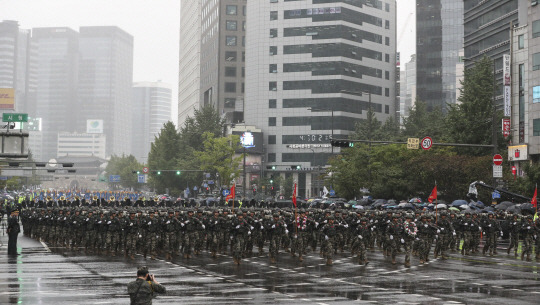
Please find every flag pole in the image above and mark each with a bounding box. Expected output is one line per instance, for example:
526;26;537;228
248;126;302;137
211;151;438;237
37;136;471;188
434;181;438;224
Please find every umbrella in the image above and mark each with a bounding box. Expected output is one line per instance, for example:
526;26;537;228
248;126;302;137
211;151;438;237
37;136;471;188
357;198;372;206
459;204;471;210
474;201;485;209
352;205;364;210
409;197;423;204
436;203;447;210
506;205;521;214
449;207;460;212
451;200;468;207
482;207;495;213
398;202;415;210
520;202;535;215
495;201;514;210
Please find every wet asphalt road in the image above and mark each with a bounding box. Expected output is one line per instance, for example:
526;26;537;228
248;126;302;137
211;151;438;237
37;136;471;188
0;234;539;304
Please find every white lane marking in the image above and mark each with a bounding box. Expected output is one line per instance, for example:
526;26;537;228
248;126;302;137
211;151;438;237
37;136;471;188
40;241;51;252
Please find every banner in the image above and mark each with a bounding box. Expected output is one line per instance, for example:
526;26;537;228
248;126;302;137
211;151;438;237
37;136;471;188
503;54;511;117
0;88;15;110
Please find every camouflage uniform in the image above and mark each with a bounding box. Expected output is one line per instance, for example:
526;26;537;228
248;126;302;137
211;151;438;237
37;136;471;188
321;217;337;265
265;214;287;263
124;213;138;259
231;213;250;265
385;215;402;265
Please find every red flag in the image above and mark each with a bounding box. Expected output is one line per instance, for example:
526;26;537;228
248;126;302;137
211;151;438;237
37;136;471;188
532;186;537;208
225;184;235;202
292;183;297;207
428;186;437;203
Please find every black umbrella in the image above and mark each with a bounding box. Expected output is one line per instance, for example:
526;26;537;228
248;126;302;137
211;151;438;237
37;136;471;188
451;200;468;207
495;201;514;210
506;205;521;214
520;202;535;215
398;202;415;210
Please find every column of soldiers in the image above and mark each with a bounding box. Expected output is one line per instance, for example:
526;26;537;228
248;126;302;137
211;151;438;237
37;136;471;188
19;202;540;266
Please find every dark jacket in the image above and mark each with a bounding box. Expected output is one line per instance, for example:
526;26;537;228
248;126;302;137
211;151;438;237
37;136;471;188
127;278;166;305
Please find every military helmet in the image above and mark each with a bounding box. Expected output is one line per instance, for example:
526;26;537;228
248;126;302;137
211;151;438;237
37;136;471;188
405;213;414;219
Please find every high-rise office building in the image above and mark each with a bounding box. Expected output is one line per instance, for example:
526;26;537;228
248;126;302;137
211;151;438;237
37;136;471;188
0;20;36;115
416;0;464;112
32;27;79;161
132;82;172;163
199;0;247;123
178;0;202;128
404;54;417;119
245;1;397;197
78;26;134;157
464;0;518;103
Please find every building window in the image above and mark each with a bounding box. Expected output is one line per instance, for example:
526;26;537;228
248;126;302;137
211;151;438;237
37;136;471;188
385;71;389;80
385;105;389;114
268;135;276;144
241;83;245;93
225;82;236;93
533;86;540;103
270;0;278;3
385;54;390;62
533;20;540;38
518;34;524;49
270;46;277;55
226;20;237;31
242;67;245;77
242;52;245;62
270;28;278;38
225;67;236;77
385;88;389;97
269;117;276;126
385;37;390;46
224;98;236;108
269;64;277;73
385;20;389;29
225;51;237;61
534;119;540;136
269;99;277;108
270;11;278;21
243;5;246;16
533;52;540;70
226;5;237;15
226;36;237;46
267;153;276;163
269;81;277;91
243;21;246;31
385;3;390;12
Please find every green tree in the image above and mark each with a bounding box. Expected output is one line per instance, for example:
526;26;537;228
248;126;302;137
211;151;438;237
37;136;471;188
104;154;144;190
402;100;446;140
179;105;224;151
446;56;501;156
194;132;243;188
147;121;181;194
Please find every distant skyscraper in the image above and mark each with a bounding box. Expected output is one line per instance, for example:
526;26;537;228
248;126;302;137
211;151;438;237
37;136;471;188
245;1;397;197
178;0;202;128
0;20;35;115
464;0;518;103
404;54;417;118
132;82;172;163
78;26;134;157
31;27;79;161
416;0;464;112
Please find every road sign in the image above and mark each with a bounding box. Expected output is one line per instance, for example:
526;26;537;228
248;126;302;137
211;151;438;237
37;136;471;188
493;154;503;166
109;175;121;183
492;191;501;199
193;186;198;191
329;189;336;196
203;183;208;188
493;165;503;178
142;167;149;174
421;137;432;150
407;138;419;149
208;180;214;184
137;174;146;183
222;189;230;196
2;113;28;122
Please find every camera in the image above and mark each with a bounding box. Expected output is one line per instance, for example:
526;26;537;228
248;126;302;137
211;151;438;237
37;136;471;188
145;273;154;281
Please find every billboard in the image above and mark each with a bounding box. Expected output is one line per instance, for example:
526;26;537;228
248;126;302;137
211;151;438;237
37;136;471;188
503;54;511;117
87;119;104;134
508;144;527;162
0;88;15;110
232;131;263;154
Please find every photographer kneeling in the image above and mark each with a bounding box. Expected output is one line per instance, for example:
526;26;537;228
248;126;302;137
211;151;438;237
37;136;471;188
127;266;166;305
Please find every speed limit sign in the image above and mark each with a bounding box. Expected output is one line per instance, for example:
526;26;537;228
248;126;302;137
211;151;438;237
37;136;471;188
142;167;149;174
421;137;433;150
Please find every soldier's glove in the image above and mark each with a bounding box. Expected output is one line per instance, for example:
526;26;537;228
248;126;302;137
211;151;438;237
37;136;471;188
181;223;185;227
464;222;468;226
387;220;390;223
250;226;254;230
138;234;142;238
441;228;444;231
400;238;404;244
500;231;503;236
371;227;374;231
185;220;189;224
285;230;289;234
478;226;482;231
201;225;205;229
424;224;428;228
215;221;218;225
390;235;393;240
437;229;440;234
344;224;349;228
294;234;297;239
415;237;419;241
325;235;329;240
230;236;233;240
315;222;319;227
236;225;240;229
272;224;275;229
453;232;456;236
358;235;363;240
527;226;531;230
248;231;251;235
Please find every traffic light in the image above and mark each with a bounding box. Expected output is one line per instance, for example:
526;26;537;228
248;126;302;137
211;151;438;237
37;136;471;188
331;140;354;147
266;165;277;170
270;179;273;184
291;165;301;170
132;171;140;174
157;171;161;175
176;170;181;175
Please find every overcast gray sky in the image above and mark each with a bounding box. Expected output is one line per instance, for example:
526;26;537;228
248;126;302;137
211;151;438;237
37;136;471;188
2;0;415;126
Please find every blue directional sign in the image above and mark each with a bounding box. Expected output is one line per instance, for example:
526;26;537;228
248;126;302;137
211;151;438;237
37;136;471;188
193;186;198;191
137;174;146;183
109;175;121;183
208;180;214;185
204;183;208;188
329;189;336;196
0;176;8;181
222;189;230;196
492;191;501;199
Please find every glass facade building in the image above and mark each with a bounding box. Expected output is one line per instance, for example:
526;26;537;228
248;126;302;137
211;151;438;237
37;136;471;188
416;0;463;112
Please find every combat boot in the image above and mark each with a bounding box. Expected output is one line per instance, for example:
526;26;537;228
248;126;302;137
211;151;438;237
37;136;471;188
419;259;425;264
326;258;333;266
130;254;134;260
521;252;525;260
404;261;411;268
151;255;156;260
258;247;264;255
270;257;276;264
391;258;396;265
507;247;511;254
299;255;303;262
291;252;296;257
536;253;540;261
527;254;531;262
364;260;369;266
183;253;188;259
211;251;217;258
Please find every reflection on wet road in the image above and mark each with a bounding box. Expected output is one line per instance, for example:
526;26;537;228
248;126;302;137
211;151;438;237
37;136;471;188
0;235;539;304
